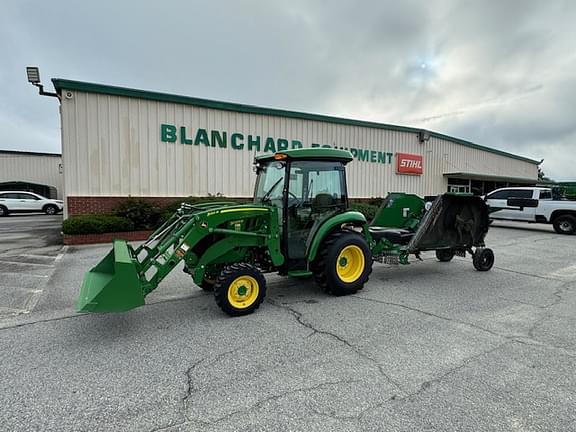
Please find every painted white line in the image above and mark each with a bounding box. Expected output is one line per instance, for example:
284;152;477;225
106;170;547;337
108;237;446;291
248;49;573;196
55;246;68;261
0;259;54;268
0;272;50;278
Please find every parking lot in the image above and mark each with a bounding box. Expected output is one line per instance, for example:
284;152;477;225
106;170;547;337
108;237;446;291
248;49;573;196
0;220;574;431
0;215;63;318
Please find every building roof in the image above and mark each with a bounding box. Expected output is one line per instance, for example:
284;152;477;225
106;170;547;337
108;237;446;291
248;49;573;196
0;149;61;157
52;78;540;165
444;172;536;184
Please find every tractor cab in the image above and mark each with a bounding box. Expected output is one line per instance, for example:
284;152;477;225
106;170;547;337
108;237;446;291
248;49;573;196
254;149;353;270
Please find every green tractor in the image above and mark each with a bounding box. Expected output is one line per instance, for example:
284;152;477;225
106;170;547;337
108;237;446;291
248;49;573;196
77;148;493;316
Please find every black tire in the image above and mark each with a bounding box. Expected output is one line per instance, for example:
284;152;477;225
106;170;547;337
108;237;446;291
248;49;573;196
313;231;373;296
473;248;494;271
214;263;266;316
436;249;455;262
0;205;8;217
552;215;576;235
44;205;58;215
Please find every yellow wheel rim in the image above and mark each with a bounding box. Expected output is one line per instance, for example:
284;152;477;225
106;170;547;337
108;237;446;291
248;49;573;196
336;245;365;283
227;275;260;309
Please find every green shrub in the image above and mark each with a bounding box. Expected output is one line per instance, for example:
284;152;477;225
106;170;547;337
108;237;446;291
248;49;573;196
114;198;163;230
63;215;135;235
349;203;378;221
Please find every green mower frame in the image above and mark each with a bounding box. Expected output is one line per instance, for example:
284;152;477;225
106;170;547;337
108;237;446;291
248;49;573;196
77;148;494;316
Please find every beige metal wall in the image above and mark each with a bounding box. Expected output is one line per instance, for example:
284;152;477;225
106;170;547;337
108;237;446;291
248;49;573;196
60;90;537;200
0;152;63;199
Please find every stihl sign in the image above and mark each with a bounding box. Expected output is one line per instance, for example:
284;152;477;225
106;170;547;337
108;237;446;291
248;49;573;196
396;153;423;175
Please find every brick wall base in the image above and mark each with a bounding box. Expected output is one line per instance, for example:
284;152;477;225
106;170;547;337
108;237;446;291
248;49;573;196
67;196;196;216
66;195;378;216
64;230;155;245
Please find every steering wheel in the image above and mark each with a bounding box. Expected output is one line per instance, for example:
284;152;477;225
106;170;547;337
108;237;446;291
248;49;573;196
287;191;303;208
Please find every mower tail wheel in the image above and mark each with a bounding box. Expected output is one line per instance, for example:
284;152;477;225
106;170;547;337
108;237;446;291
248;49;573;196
313;230;372;296
435;249;455;262
214;263;266;316
473;248;494;271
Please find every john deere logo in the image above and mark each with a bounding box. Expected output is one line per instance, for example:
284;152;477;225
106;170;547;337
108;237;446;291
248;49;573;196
160;123;395;165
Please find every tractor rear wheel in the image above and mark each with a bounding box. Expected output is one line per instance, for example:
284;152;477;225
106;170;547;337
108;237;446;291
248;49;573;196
435;249;455;262
313;231;372;296
214;263;266;316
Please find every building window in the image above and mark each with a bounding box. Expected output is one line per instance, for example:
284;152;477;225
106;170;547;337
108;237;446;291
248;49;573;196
447;178;470;193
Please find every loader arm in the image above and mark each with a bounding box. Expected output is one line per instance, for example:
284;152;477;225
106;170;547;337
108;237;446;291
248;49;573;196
77;204;283;313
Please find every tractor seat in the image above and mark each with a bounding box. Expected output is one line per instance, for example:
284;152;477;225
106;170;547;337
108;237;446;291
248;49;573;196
369;227;414;245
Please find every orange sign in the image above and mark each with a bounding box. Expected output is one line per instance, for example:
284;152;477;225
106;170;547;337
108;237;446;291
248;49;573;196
396;153;423;175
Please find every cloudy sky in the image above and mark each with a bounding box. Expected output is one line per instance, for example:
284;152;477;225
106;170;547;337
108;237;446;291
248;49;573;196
1;0;575;179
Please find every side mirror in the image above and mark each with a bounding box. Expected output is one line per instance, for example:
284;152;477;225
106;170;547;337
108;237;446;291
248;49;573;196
507;198;538;208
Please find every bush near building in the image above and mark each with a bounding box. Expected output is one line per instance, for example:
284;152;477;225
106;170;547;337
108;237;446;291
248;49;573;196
113;198;163;230
63;215;134;235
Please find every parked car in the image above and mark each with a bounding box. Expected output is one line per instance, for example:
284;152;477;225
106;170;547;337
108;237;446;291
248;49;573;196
0;191;63;216
485;187;576;234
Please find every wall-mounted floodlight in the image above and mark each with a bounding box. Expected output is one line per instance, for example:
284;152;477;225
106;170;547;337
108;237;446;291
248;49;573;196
418;130;431;144
26;66;58;98
26;66;41;84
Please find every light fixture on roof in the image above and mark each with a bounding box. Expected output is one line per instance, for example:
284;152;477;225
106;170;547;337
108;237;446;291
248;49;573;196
26;66;58;98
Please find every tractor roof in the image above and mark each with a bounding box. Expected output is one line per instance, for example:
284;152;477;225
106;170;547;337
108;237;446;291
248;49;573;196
255;148;354;164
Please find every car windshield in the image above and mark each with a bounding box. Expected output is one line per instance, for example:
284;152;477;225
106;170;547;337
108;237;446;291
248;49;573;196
254;161;286;205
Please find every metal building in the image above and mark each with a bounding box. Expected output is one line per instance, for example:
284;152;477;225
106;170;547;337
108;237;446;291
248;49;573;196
0;150;63;199
52;79;539;216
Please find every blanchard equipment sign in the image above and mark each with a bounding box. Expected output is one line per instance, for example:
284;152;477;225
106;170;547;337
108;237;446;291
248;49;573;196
160;123;398;165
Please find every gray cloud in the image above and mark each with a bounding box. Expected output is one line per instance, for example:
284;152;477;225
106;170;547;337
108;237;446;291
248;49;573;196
1;0;575;179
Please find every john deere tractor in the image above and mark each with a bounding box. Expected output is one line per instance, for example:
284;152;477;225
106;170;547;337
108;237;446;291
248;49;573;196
77;148;493;316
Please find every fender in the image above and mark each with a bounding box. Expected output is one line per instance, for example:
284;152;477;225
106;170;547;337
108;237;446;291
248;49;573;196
307;211;367;262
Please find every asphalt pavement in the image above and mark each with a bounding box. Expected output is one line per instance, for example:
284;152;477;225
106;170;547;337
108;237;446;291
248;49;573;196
0;220;575;431
0;214;63;318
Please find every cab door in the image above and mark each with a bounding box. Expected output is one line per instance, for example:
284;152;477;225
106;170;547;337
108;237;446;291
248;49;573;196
285;160;347;269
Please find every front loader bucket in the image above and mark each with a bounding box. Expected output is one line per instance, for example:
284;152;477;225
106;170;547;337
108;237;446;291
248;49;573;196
76;240;145;313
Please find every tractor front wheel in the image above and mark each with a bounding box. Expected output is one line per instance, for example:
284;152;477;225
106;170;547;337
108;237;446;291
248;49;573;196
313;231;372;296
214;263;266;316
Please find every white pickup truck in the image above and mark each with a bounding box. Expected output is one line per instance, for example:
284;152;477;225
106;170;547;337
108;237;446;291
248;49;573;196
485;187;576;234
